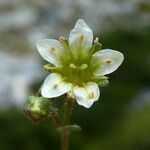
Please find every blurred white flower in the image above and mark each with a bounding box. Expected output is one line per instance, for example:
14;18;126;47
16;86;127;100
36;19;124;108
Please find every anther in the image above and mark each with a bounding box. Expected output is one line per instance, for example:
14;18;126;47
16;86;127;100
70;63;76;68
80;64;88;69
43;64;59;71
94;37;99;44
43;64;50;71
59;36;65;42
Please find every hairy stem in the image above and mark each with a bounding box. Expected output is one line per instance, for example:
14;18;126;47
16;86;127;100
50;110;63;127
61;94;74;150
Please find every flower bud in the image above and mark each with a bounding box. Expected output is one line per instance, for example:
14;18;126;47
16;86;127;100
23;96;50;123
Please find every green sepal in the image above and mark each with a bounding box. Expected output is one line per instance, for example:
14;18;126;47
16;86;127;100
59;37;69;47
93;76;109;87
90;42;102;54
23;96;51;124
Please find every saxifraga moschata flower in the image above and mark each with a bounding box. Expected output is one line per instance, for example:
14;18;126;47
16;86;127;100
36;19;124;108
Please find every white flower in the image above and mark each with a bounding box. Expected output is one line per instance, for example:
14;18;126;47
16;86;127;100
36;19;124;108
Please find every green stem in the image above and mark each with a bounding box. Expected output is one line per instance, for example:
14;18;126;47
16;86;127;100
61;94;74;150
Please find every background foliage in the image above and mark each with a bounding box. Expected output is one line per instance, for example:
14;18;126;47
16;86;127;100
0;0;150;149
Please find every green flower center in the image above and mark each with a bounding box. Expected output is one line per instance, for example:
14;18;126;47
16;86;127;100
58;52;94;86
44;38;108;87
61;63;93;85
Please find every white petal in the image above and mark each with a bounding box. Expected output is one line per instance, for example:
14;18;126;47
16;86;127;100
73;82;100;108
41;73;72;98
92;49;124;76
36;39;63;66
69;19;93;49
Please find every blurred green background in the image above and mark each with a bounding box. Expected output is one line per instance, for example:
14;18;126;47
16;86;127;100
0;0;150;150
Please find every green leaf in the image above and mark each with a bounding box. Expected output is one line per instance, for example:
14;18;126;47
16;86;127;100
93;76;109;87
58;124;81;133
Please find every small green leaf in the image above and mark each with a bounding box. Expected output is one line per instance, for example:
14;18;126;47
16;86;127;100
58;124;81;133
93;76;109;87
59;37;69;47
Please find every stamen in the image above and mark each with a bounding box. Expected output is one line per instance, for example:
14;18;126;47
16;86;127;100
70;63;76;68
94;37;99;44
59;36;66;42
43;64;50;71
43;64;61;71
80;64;88;69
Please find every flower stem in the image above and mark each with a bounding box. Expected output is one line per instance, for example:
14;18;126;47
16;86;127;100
49;109;63;127
61;94;74;150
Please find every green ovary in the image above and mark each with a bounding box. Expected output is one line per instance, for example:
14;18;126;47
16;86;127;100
54;57;98;86
49;43;103;86
61;65;93;85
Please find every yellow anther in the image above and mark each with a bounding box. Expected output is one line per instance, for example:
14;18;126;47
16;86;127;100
70;63;76;68
59;36;66;42
43;65;60;72
94;37;99;44
80;64;88;69
88;92;94;99
43;64;50;71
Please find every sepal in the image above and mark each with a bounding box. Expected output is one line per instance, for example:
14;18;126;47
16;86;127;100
93;76;109;87
90;42;102;54
43;64;61;73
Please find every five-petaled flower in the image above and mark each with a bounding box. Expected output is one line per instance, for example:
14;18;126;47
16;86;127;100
36;19;124;108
